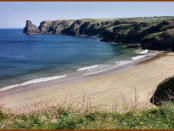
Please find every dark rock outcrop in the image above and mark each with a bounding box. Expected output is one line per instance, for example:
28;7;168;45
150;76;174;106
23;17;174;51
23;20;39;34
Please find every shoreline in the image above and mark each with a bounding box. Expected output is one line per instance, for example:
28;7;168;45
0;49;158;92
0;51;173;113
0;29;140;90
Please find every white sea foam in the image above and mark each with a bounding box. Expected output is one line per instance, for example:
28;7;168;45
78;65;98;71
132;55;147;61
0;74;66;92
86;51;157;76
85;60;134;76
136;49;148;54
84;64;112;75
85;67;113;76
115;60;132;66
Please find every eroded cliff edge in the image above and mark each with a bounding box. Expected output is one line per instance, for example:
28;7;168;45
24;17;174;51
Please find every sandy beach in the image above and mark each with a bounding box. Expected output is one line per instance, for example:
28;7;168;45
1;51;174;113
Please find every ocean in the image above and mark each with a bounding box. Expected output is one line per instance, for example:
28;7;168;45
0;29;155;91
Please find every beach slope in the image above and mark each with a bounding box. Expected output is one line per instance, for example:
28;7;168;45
1;52;174;113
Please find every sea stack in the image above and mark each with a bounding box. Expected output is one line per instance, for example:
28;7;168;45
23;20;39;34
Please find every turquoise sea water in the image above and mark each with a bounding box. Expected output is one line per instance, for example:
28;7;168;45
0;29;149;89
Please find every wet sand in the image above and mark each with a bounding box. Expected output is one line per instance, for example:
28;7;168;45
1;51;174;113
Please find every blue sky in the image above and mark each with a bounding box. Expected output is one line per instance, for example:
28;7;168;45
0;2;174;28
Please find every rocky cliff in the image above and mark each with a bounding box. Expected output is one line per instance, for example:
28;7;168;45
24;17;174;51
24;20;40;34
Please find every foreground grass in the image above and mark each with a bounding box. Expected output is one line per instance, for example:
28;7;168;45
0;103;174;129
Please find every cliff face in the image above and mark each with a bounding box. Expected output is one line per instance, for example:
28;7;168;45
23;20;39;34
23;17;174;51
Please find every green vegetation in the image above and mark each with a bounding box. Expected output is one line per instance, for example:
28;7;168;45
25;16;174;51
1;103;174;129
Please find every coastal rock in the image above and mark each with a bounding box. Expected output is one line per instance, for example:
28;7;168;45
38;21;52;33
23;20;39;34
38;20;74;34
23;17;174;51
150;76;174;106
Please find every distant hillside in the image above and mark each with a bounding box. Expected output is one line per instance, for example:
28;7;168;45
24;16;174;51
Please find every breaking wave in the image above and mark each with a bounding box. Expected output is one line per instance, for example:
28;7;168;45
0;74;66;92
77;65;98;71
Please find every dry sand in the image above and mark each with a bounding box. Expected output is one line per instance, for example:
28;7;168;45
1;52;174;113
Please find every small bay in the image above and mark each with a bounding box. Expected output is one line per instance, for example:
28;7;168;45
0;29;142;88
